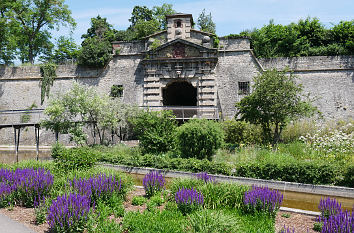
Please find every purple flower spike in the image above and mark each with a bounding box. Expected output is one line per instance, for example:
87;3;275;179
175;187;204;214
195;172;215;183
143;171;165;197
243;185;283;215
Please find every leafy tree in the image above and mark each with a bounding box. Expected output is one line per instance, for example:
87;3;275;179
197;9;216;34
51;36;79;63
78;16;115;68
78;37;112;68
330;20;354;54
129;6;153;27
152;3;176;30
0;1;16;64
134;19;160;39
5;0;75;64
81;15;117;41
235;69;317;145
42;82;133;145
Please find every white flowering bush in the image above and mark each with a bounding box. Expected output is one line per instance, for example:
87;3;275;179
299;121;353;159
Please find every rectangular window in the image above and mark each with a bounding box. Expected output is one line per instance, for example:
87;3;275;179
238;81;250;95
110;85;123;98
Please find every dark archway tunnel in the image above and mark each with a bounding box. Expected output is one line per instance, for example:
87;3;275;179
163;81;197;106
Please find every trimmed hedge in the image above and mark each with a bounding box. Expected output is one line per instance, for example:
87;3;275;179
99;152;352;187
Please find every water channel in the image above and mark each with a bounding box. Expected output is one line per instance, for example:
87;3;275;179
128;173;354;212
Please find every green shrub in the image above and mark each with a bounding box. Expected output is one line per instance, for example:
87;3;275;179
341;164;354;188
222;120;262;145
51;142;66;159
235;156;341;185
55;146;98;170
132;196;146;206
176;119;224;160
131;110;177;154
281;119;317;143
77;37;112;68
150;195;164;206
185;209;239;233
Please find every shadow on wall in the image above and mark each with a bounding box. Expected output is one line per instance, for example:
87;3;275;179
0;83;3;98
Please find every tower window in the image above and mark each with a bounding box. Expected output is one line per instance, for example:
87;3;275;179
175;20;182;28
238;82;250;95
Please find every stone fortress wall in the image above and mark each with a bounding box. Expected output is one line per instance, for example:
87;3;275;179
0;37;353;145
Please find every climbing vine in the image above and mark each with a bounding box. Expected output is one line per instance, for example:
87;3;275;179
40;63;57;105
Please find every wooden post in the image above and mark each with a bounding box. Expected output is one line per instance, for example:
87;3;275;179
35;125;40;161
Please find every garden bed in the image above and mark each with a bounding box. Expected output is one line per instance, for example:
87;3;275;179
0;186;318;233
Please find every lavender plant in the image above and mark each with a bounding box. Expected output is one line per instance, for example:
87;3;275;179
279;225;295;233
243;186;283;215
175;187;204;214
321;210;353;233
317;198;354;233
47;193;92;233
195;172;215;183
143;171;165;197
0;168;53;207
69;174;122;205
318;197;342;219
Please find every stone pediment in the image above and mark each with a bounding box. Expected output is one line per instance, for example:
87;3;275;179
145;38;216;59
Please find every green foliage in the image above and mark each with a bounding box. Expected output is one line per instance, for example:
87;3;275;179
122;210;186;233
150;195;164;206
233;18;353;58
170;178;248;210
235;155;341;185
110;85;123;98
78;16;116;68
341;164;354;188
20;102;38;123
50;142;66;160
54;146;98;171
313;222;323;232
236;69;317;144
176;119;224;160
42;82;137;145
40;63;57;105
51;36;79;64
152;4;176;30
186;209;239;233
131;110;177;154
197;9;216;34
222;120;263;145
131;196;146;206
2;0;75;64
134;19;160;39
129;6;153;27
77;37;112;68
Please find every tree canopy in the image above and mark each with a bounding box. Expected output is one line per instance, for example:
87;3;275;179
235;69;317;144
1;0;75;64
197;9;216;34
227;18;354;58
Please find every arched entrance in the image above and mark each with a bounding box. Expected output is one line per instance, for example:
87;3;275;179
162;81;197;106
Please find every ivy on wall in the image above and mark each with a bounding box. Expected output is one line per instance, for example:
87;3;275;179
40;63;57;105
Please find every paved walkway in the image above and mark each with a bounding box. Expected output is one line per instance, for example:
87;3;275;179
0;212;36;233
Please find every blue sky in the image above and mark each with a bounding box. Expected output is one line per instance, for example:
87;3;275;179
58;0;353;44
